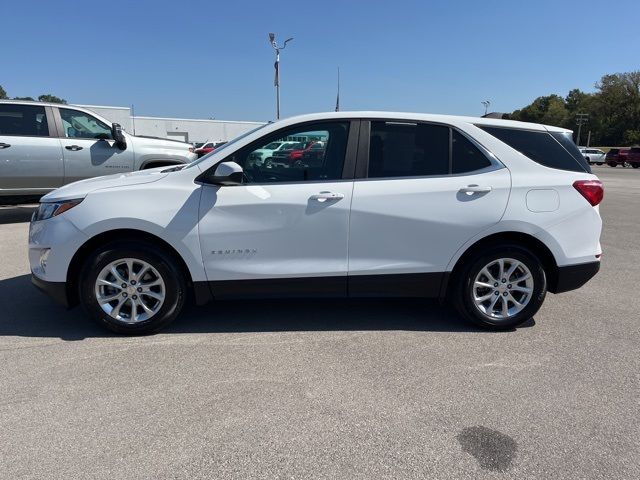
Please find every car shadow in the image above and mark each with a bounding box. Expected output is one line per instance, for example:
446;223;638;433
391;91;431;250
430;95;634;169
0;274;534;340
0;205;37;224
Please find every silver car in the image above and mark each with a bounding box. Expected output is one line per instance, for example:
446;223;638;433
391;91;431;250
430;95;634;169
579;148;606;166
0;100;197;204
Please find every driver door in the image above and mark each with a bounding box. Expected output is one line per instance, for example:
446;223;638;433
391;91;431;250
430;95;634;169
198;120;358;298
55;107;135;183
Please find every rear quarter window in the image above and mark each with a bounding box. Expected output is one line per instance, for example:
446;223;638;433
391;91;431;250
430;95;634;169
477;125;590;173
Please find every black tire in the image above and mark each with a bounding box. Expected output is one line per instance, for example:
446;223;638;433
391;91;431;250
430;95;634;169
452;244;547;330
79;241;186;335
609;163;617;167
632;164;639;169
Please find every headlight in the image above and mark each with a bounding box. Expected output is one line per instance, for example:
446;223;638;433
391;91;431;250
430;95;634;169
33;199;83;221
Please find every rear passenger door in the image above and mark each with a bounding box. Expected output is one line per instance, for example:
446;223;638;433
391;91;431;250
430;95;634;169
0;103;64;193
348;121;511;296
55;107;134;183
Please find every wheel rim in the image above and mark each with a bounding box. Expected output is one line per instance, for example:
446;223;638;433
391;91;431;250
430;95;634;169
95;258;165;324
472;258;534;320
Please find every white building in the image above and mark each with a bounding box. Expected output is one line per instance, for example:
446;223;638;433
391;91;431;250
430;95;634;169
75;104;265;145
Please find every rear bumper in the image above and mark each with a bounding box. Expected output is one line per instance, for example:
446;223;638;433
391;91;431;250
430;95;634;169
549;261;600;294
31;275;69;308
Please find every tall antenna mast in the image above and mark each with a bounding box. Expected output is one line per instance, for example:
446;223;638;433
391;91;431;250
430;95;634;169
335;67;340;112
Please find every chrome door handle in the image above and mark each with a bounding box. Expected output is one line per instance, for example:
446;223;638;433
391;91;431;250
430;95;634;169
460;184;492;194
65;145;83;151
310;191;345;202
0;143;10;149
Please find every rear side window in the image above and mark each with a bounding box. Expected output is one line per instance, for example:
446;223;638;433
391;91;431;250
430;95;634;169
478;126;590;173
0;104;49;137
368;122;449;178
452;130;492;173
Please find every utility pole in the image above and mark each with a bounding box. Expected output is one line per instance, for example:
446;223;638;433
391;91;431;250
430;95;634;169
481;100;491;116
575;113;589;146
586;130;591;148
268;33;294;120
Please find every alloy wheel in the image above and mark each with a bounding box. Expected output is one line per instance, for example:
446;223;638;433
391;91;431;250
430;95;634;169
472;258;534;320
94;258;166;323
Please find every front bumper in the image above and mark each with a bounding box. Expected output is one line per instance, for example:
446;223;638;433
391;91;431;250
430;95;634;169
550;261;600;294
31;275;69;308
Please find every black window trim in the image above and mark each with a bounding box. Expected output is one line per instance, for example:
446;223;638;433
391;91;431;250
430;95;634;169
197;119;361;186
0;103;56;138
354;119;504;181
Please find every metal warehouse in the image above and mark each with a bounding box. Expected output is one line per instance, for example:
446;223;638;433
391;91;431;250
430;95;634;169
75;104;265;145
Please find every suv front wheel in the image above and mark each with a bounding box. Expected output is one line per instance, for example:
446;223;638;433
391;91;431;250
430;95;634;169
452;245;547;330
79;241;186;334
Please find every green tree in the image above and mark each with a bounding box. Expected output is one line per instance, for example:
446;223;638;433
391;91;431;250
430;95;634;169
0;85;7;99
37;94;67;104
511;94;568;126
510;70;640;146
13;96;35;101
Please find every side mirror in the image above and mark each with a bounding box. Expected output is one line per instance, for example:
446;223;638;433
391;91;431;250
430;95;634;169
208;161;244;186
111;123;127;149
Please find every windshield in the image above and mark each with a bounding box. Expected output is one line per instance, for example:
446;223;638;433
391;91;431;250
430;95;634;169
185;124;268;168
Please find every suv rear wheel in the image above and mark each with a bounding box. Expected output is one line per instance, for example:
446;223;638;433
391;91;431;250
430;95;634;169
79;241;186;334
452;245;547;330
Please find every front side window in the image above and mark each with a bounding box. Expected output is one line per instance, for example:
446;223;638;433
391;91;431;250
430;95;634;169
59;108;112;140
368;122;449;178
0;104;49;137
228;122;349;184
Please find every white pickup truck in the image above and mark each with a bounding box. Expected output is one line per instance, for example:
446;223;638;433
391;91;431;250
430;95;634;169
0;100;197;204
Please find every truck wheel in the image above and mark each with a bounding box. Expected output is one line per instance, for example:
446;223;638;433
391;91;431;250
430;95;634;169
452;245;547;330
79;241;186;335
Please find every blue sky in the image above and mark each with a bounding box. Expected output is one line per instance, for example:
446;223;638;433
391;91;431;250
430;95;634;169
2;0;638;122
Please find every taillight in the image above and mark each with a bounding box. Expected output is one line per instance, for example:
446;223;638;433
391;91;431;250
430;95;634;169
573;180;604;206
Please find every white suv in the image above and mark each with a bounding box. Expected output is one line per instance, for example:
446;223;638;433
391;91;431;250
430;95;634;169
29;112;603;334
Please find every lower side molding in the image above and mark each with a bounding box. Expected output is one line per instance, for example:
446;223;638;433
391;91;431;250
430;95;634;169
204;272;446;300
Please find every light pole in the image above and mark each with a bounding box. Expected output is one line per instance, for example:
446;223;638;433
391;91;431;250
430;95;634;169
481;100;491;116
269;33;293;120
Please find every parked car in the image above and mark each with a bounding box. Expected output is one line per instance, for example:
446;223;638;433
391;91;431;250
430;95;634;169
270;141;324;167
299;141;327;166
579;148;605;165
247;140;300;167
606;148;631;167
626;147;640;168
195;141;227;158
269;141;306;165
0;100;197;205
29;111;602;335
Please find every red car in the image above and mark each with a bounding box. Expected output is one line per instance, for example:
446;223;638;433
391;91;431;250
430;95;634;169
606;148;630;167
194;141;226;158
626;147;640;168
270;141;324;165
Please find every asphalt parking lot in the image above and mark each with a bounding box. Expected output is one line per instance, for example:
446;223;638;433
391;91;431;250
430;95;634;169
0;166;638;479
